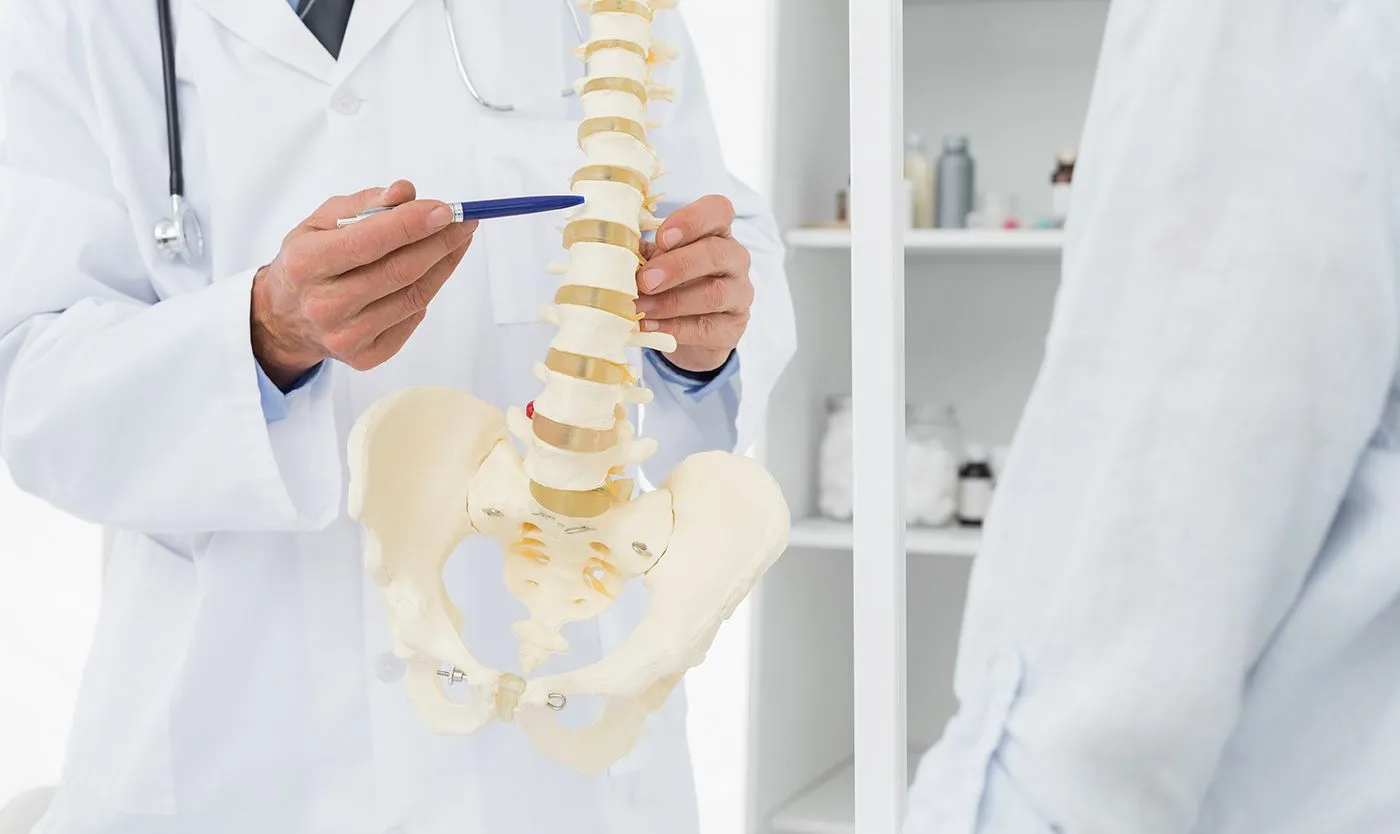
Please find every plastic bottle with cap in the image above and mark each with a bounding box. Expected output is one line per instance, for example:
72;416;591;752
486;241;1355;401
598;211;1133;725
935;134;976;229
1050;149;1077;228
957;443;995;527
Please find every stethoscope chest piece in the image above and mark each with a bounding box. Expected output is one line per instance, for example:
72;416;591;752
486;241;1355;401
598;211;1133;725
154;0;203;266
153;193;203;265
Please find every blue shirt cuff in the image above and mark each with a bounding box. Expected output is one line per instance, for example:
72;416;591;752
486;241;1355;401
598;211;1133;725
643;349;739;401
256;361;323;423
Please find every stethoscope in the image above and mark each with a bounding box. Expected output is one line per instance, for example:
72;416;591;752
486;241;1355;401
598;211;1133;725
152;0;587;266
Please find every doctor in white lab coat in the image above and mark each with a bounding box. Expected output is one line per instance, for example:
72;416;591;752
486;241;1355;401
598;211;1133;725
0;1;795;832
906;1;1400;833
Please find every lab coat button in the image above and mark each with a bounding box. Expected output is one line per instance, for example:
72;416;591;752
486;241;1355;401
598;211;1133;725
374;652;405;682
331;89;362;115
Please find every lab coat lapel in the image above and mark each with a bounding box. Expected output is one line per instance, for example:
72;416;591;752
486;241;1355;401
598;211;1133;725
334;0;422;79
183;0;337;84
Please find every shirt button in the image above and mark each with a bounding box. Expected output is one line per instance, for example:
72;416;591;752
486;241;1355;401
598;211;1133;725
374;652;405;683
331;88;362;115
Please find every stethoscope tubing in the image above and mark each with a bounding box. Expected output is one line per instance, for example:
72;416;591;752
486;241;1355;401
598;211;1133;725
155;0;184;198
154;0;592;264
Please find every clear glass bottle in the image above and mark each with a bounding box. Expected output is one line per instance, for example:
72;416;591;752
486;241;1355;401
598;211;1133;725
905;402;963;527
817;393;854;520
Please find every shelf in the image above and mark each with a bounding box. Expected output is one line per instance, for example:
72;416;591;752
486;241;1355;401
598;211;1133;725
770;748;929;834
905;0;1101;4
786;227;1064;259
788;517;981;558
905;0;1111;4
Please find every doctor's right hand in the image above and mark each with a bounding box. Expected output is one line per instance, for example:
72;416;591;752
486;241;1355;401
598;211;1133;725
251;180;477;389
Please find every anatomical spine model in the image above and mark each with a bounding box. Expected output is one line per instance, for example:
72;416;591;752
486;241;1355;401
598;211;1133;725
346;0;790;773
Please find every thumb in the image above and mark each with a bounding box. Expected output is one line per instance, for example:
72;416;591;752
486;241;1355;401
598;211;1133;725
304;180;418;231
363;179;417;212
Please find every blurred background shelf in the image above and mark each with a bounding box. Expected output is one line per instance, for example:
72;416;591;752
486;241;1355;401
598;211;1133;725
785;227;1064;258
768;747;929;834
788;518;981;558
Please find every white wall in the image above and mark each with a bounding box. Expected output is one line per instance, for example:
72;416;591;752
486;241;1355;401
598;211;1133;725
0;475;102;810
0;2;774;829
681;0;772;193
0;0;108;811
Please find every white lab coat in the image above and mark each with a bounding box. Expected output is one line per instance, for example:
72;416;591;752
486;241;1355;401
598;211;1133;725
0;1;796;832
906;1;1400;833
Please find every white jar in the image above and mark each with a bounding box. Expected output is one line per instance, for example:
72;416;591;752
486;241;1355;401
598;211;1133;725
817;394;854;520
905;402;962;527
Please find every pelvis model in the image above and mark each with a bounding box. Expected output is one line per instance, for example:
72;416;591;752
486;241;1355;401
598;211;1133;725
346;0;790;773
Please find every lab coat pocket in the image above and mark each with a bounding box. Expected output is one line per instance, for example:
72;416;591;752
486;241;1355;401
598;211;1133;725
474;116;588;324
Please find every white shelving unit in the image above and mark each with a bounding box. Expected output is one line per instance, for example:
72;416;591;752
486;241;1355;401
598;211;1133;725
768;748;928;834
786;227;1064;258
743;1;1110;832
789;518;980;559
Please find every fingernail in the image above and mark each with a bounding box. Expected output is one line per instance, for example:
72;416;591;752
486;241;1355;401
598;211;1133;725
661;228;683;249
428;205;453;229
640;269;664;291
641;319;659;331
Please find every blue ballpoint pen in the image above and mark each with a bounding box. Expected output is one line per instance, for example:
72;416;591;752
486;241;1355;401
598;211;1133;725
336;194;585;228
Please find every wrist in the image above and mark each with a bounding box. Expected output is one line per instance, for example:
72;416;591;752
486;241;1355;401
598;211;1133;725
251;265;321;390
662;347;733;377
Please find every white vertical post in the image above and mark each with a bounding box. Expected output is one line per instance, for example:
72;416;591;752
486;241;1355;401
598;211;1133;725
849;0;907;831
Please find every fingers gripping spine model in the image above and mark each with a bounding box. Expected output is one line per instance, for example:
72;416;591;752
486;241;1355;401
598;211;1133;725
346;0;790;773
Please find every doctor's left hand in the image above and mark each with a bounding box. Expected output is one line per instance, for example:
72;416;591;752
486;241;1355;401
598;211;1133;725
634;195;752;373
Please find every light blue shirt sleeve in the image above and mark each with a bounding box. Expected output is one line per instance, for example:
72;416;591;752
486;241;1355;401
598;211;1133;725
642;348;739;402
255;353;729;421
256;361;323;423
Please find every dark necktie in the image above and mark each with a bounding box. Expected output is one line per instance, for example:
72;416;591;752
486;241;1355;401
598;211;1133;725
300;0;355;59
